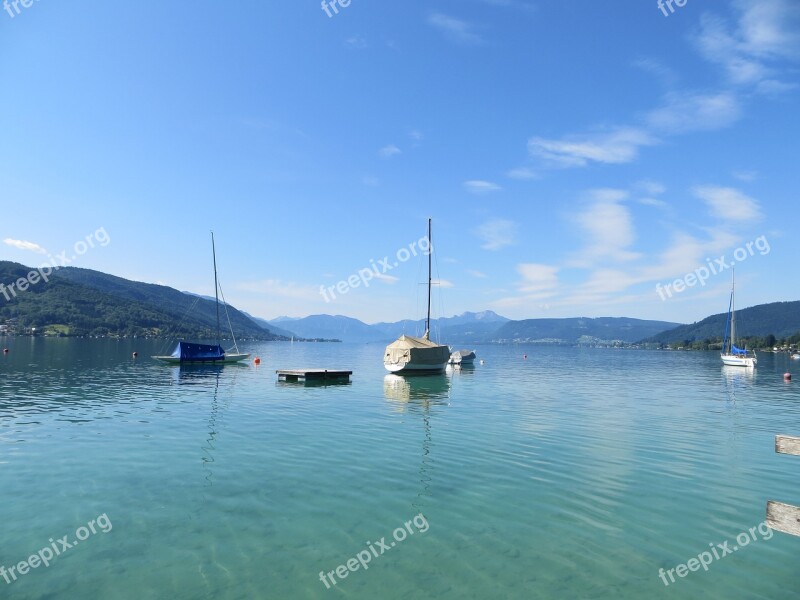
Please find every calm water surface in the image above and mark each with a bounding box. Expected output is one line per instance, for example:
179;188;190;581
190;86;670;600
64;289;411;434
1;339;799;599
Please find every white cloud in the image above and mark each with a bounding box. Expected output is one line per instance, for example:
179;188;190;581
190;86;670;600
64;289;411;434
646;92;742;134
506;166;540;180
464;180;502;194
466;269;487;278
528;127;655;167
693;185;762;222
3;238;47;254
433;279;454;288
517;263;559;295
694;1;800;88
569;190;640;266
374;273;399;284
475;219;517;250
491;263;559;309
379;144;401;158
428;13;483;45
634;179;666;196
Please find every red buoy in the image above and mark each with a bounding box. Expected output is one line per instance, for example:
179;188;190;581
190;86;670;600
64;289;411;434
254;357;261;365
785;373;792;381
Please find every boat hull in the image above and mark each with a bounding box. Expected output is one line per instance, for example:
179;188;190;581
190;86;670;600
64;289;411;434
721;353;757;367
384;346;450;374
448;350;476;365
384;361;449;374
152;353;250;364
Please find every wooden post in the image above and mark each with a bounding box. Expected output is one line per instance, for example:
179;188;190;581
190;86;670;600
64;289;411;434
767;435;800;537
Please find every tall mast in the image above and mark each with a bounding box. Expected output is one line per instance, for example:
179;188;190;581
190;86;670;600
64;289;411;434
730;268;736;349
211;231;221;346
426;217;432;340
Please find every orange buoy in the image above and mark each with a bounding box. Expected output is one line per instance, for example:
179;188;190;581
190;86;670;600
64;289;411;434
254;357;261;365
785;372;792;381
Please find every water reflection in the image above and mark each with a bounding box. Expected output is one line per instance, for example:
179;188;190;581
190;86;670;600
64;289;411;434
384;374;450;513
722;365;755;403
383;374;451;407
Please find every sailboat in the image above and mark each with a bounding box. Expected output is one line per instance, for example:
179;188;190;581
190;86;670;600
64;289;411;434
383;219;451;374
721;269;757;368
153;232;250;364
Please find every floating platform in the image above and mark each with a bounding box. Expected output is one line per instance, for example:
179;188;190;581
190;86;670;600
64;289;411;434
276;369;352;383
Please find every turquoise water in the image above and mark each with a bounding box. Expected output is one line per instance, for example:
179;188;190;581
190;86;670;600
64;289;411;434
1;339;799;599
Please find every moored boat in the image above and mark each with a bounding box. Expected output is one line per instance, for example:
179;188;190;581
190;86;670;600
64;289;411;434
383;219;450;374
448;349;476;365
153;232;250;365
720;269;756;368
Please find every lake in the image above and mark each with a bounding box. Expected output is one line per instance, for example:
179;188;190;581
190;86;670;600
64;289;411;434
1;338;798;599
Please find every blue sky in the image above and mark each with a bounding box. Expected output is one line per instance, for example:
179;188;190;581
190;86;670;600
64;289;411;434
1;0;798;324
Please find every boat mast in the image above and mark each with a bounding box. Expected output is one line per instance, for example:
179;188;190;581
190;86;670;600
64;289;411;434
730;268;736;350
425;217;432;340
211;231;221;346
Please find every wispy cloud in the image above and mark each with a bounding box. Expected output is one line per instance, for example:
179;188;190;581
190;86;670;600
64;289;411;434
569;189;640;266
466;269;487;278
506;166;540;180
374;273;399;284
528;127;656;167
3;238;47;254
379;144;401;158
646;91;742;134
475;219;517;250
492;263;559;308
694;0;800;88
428;13;483;45
464;180;502;194
521;1;800;173
345;36;368;49
693;185;762;222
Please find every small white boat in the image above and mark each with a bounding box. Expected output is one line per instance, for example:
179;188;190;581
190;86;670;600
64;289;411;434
792;353;800;360
448;350;476;365
720;269;756;368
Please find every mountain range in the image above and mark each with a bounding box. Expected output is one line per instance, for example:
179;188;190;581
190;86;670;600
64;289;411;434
2;261;798;346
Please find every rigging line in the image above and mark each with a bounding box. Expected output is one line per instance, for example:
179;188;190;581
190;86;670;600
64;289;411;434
156;295;201;355
216;279;241;354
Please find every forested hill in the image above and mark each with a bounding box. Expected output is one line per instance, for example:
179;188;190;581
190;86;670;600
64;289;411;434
0;262;282;339
642;301;800;345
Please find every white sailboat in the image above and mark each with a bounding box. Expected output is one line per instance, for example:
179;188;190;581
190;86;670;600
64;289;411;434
384;219;451;374
153;232;250;364
721;269;756;368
